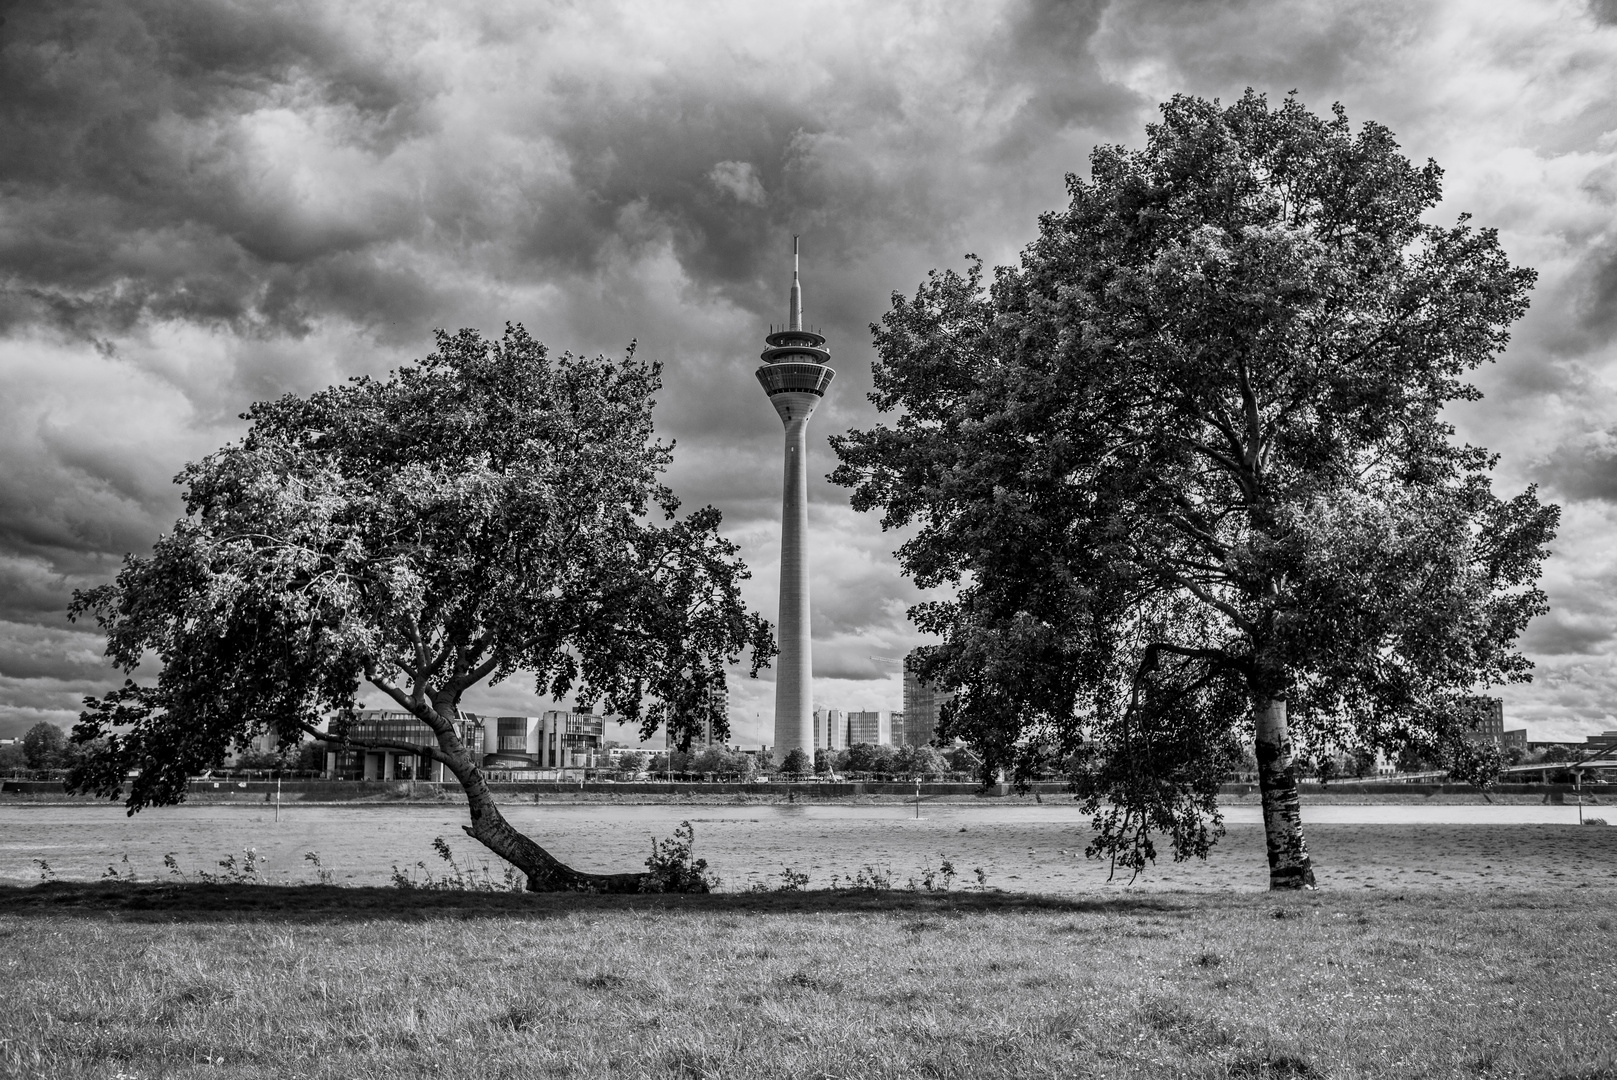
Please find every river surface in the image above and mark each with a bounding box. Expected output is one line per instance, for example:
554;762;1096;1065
4;801;1613;893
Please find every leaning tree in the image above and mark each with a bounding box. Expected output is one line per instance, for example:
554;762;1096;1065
831;91;1557;889
69;325;774;891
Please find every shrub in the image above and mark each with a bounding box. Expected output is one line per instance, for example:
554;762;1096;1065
643;820;719;893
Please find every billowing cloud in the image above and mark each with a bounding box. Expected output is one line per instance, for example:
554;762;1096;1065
2;0;1616;745
709;161;767;208
1534;428;1617;503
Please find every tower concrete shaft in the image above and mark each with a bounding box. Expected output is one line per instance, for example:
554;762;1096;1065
755;237;834;760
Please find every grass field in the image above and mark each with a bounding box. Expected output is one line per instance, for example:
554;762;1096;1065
2;882;1614;1080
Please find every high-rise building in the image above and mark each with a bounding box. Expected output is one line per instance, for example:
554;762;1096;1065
902;655;955;748
813;706;846;750
756;237;835;759
665;682;729;750
847;710;890;746
1461;696;1506;745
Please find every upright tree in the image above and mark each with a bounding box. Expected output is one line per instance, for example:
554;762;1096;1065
22;722;65;769
779;747;810;776
69;326;774;891
832;92;1556;889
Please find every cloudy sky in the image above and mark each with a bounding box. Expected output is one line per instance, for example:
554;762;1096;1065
2;0;1615;747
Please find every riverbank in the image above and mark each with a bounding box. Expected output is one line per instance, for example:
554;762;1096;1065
5;802;1614;892
3;777;1605;807
2;882;1613;1079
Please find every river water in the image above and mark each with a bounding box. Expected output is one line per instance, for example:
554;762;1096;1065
4;801;1612;893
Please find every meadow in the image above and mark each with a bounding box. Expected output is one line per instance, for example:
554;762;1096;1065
4;806;1614;1079
2;881;1615;1080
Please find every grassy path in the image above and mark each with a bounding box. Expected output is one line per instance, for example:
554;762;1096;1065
2;882;1614;1079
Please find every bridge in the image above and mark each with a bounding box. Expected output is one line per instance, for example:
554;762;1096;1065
1373;741;1617;785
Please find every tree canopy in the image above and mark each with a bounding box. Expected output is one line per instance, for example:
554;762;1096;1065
69;325;773;890
779;747;811;776
831;91;1557;888
22;721;65;769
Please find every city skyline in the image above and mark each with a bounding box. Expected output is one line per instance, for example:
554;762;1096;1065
1;2;1615;747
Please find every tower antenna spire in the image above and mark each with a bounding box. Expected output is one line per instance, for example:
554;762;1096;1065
789;235;802;331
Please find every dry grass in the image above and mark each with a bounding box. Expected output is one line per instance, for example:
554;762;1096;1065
1;883;1614;1079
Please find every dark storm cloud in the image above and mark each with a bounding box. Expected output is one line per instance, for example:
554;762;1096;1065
0;0;432;340
814;652;896;682
1535;431;1617;503
0;0;1131;358
982;0;1142;157
0;619;115;737
0;622;108;682
1100;0;1428;102
1579;245;1617;340
1591;0;1617;26
0;557;113;624
1520;614;1615;656
523;82;814;290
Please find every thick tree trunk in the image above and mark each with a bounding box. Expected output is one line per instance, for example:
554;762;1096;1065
421;701;664;893
1254;697;1316;890
457;761;652;893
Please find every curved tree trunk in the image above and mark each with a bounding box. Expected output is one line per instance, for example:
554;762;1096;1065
1254;697;1316;890
421;702;665;893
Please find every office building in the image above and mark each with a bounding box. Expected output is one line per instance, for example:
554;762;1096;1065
1461;697;1506;746
814;706;844;751
847;709;890;747
323;710;486;781
664;682;730;751
902;655;955;748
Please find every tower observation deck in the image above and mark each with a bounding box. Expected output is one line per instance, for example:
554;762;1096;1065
756;237;834;761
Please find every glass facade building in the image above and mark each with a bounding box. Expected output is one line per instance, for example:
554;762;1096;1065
325;710;485;781
846;710;890;747
902;654;955;748
663;683;729;751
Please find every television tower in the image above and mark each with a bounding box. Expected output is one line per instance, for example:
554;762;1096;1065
756;237;835;759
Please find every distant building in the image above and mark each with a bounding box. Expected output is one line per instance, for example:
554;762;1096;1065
1460;696;1506;746
1501;729;1527;751
605;746;651;769
902;654;955;747
813;707;843;751
1527;740;1581;754
664;682;729;750
323;710;486;781
323;707;613;779
847;710;891;746
225;729;283;766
